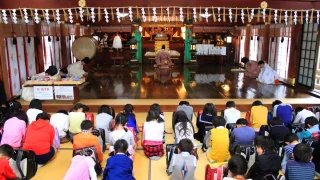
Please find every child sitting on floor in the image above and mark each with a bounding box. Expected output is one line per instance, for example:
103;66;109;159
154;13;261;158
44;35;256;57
69;103;86;140
285;143;315;180
96;105;114;144
0;144;18;180
63;154;97;180
102;139;135;180
50;110;69;144
223;101;241;124
282;133;300;173
223;155;248;180
26;99;43;124
205;116;230;163
167;139;197;180
73;120;103;163
269;117;290;142
249;100;268;132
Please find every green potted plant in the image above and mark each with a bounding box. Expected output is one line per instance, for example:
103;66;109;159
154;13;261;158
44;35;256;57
133;18;142;26
183;18;193;26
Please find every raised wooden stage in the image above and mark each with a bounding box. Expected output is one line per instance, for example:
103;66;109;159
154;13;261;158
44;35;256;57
19;64;320;112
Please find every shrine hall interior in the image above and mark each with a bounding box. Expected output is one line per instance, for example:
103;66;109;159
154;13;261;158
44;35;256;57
1;0;320;179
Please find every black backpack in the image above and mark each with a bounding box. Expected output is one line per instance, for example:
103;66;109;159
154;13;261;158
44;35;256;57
12;150;38;180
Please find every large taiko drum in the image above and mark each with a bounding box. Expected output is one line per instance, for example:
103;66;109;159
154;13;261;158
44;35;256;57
72;36;100;60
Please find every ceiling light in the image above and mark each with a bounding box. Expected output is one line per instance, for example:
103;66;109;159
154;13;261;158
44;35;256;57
200;14;212;18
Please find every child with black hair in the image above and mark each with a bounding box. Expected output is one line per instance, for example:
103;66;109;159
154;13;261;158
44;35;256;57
293;106;316;124
1;110;28;149
73;120;103;162
246;136;281;180
150;103;165;121
223;101;240;124
285;143;315;180
250;100;268;132
0;144;18;180
50;110;69;143
229;118;255;153
205;116;230;163
123;104;139;136
304;116;319;138
173;111;195;145
282;133;300;173
167;139;197;180
3;101;21;121
224;155;248;180
69;103;86;140
26;99;43;124
269;117;290;142
96;105;114;144
102;139;135;180
109;113;135;159
194;103;217;142
142;109;165;160
176;101;193;121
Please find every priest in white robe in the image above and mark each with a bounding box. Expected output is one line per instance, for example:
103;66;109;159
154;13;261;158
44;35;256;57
257;60;282;84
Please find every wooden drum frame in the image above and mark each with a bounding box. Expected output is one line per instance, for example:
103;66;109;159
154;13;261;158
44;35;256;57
71;36;100;60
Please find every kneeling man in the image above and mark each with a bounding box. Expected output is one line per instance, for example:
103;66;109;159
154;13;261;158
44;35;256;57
257;60;282;84
155;45;173;68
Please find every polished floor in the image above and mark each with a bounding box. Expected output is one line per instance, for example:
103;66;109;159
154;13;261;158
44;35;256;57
81;65;312;99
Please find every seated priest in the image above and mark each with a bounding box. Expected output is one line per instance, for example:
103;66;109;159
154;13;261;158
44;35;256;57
155;45;173;68
256;60;282;84
241;57;260;79
67;57;90;77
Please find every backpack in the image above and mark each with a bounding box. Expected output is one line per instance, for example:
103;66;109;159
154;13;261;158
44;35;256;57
73;146;102;175
226;123;237;135
85;113;95;124
234;145;256;169
98;128;106;153
165;144;178;175
10;150;38;180
205;164;227;180
259;125;270;136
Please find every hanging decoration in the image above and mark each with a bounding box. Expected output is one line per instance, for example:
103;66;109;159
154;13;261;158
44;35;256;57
128;7;133;22
23;9;29;23
240;9;244;23
305;10;309;24
284;11;288;25
116;8;121;22
274;9;278;24
104;8;109;23
55;9;61;24
2;10;8;24
141;8;146;22
166;8;170;22
193;8;197;22
12;9;18;24
179;8;183;22
68;9;73;23
152;8;157;22
204;8;209;22
228;8;232;22
250;9;254;22
90;8;95;23
34;9;40;24
317;11;320;24
45;9;50;24
218;8;221;22
262;8;266;22
79;7;84;22
293;11;297;25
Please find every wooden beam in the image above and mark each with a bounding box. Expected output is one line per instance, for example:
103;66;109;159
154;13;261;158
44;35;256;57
262;24;270;63
35;23;44;73
244;24;251;58
60;22;68;68
0;23;11;100
288;23;303;80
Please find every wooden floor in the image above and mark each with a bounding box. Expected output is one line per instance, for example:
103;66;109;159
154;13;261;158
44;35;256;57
32;111;235;180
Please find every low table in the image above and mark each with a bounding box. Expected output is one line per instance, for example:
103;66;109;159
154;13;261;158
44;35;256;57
111;56;124;67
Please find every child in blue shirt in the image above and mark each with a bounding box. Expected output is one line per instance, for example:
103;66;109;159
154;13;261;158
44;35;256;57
123;104;139;134
282;133;300;173
285;143;315;180
102;139;135;180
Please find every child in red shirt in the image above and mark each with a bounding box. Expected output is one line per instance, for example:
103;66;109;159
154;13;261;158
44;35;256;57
0;144;18;180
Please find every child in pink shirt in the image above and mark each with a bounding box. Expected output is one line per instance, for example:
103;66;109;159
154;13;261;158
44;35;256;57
0;110;27;149
63;155;97;180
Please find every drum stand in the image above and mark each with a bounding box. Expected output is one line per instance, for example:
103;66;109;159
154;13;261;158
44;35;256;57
111;48;124;68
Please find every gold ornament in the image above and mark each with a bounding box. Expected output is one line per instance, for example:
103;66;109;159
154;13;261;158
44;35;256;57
79;0;86;8
260;1;268;9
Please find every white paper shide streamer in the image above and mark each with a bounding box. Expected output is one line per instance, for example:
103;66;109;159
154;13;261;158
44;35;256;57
193;8;197;22
274;10;278;24
179;8;183;22
12;9;18;24
45;9;50;24
79;7;84;22
34;9;40;24
250;9;254;22
142;8;147;22
152;8;157;22
262;8;266;22
23;9;29;23
56;9;61;24
284;11;288;25
218;8;221;22
68;9;73;23
228;8;232;22
293;11;297;25
241;9;244;23
2;10;8;24
305;10;309;24
116;8;121;22
166;8;170;22
317;11;320;24
128;7;133;22
104;8;109;23
90;8;95;23
204;8;209;22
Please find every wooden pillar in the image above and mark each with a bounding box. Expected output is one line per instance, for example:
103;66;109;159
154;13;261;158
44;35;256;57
35;23;44;73
0;24;11;100
75;23;80;38
60;22;68;67
288;24;303;85
245;24;251;58
262;24;270;63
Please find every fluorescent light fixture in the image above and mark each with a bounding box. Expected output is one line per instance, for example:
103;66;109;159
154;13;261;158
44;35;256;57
200;14;212;18
226;36;232;43
118;13;129;18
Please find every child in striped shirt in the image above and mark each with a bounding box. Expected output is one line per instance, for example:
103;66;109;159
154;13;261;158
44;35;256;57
285;143;315;180
282;133;300;173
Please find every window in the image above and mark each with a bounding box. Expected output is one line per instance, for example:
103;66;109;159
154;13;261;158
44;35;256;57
249;36;258;61
298;23;318;88
43;36;53;70
276;37;291;79
69;35;76;63
239;36;245;62
315;40;320;90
